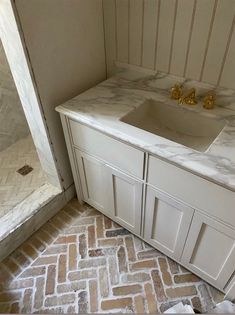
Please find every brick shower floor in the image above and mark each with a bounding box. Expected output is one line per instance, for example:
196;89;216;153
0;199;224;313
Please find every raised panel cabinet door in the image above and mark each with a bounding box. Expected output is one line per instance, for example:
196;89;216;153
144;186;194;260
75;149;110;216
105;166;143;235
181;212;235;290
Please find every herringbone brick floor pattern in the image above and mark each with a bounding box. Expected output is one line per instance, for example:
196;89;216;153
0;135;46;218
0;199;224;313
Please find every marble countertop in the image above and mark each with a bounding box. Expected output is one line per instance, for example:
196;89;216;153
56;68;235;192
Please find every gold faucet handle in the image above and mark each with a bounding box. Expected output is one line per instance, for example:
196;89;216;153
203;92;215;110
170;84;183;100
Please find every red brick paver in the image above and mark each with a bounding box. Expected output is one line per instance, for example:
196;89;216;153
0;199;224;313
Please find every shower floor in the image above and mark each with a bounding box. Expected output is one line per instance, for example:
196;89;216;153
0;135;46;218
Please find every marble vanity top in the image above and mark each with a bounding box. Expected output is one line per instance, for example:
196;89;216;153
56;68;235;192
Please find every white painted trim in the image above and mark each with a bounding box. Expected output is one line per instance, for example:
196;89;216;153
225;277;235;301
60;115;84;203
64;184;76;203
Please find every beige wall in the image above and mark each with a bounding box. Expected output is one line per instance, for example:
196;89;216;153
103;0;235;89
0;39;29;151
15;0;106;189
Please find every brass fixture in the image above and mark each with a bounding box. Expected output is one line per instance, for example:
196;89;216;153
203;93;215;110
178;88;197;105
170;84;183;100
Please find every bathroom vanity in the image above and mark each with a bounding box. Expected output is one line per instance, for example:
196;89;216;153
56;69;235;299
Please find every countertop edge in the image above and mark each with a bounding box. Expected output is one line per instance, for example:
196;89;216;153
56;107;235;194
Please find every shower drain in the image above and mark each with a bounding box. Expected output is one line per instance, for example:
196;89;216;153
17;165;33;176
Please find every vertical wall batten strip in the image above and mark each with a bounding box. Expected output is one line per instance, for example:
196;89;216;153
142;0;146;67
142;0;159;69
154;0;161;70
183;0;197;77
168;0;178;73
140;0;145;66
199;0;218;81
129;0;144;65
101;0;108;78
217;15;235;86
114;0;118;61
116;0;129;63
102;0;117;76
128;0;130;64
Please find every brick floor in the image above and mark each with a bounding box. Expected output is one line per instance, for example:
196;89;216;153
0;199;224;313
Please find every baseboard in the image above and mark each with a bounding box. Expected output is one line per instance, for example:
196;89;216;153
64;183;76;203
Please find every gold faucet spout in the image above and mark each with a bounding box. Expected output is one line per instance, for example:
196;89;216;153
183;88;196;99
178;88;197;105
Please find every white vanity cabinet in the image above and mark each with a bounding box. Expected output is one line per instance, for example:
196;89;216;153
181;212;235;291
60;115;235;298
144;186;194;260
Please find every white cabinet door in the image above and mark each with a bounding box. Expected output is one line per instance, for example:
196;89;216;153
144;186;194;260
105;166;143;235
181;212;235;290
75;149;110;216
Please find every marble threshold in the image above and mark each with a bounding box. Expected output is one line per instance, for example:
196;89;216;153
0;183;63;262
0;183;62;243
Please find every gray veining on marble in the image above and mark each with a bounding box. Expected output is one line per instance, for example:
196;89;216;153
0;39;29;151
56;68;235;192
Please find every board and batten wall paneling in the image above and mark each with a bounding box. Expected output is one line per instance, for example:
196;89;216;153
185;0;215;81
103;0;235;89
142;0;159;69
103;0;117;75
220;18;235;88
201;0;235;85
129;0;144;66
116;0;129;63
155;0;176;73
170;0;196;76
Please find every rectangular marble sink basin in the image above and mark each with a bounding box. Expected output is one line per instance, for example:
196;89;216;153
120;99;226;152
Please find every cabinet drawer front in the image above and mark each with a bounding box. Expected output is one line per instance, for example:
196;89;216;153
181;212;235;290
69;119;144;179
148;155;235;227
144;186;194;260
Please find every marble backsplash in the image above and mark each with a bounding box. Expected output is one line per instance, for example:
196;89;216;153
0;39;29;151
